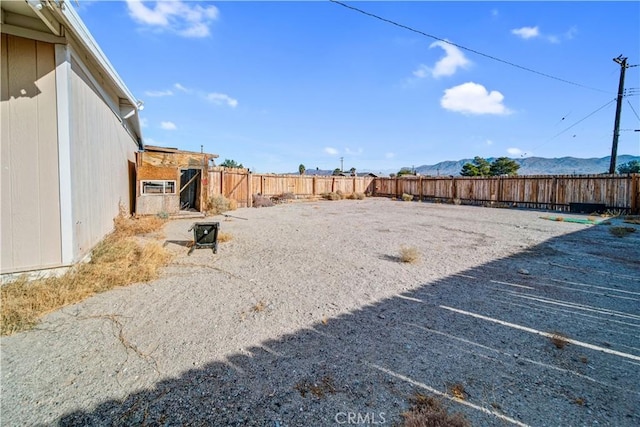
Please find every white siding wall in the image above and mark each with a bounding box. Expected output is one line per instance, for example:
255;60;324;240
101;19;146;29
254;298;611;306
1;34;62;274
68;56;137;260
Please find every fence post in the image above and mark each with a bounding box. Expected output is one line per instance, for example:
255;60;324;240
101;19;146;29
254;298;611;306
220;169;225;196
631;173;639;214
247;171;252;207
313;176;317;196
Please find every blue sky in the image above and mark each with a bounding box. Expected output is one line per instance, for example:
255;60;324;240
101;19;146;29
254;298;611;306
77;1;639;173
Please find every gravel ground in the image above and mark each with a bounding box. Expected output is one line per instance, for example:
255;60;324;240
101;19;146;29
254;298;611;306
1;198;639;426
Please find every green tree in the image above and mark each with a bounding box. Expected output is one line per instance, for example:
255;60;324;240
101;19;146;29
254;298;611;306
489;157;520;176
349;167;356;176
460;156;491;176
397;167;415;176
618;160;640;174
332;168;342;176
299;164;306;175
220;159;244;168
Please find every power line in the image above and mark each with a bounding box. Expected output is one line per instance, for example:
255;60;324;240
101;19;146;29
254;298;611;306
530;98;617;153
627;100;640;122
330;0;610;94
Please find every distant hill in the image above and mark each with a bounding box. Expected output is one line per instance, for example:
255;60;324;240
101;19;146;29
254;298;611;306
412;155;640;176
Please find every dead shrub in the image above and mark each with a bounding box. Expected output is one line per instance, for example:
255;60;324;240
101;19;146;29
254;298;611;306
217;232;233;243
280;192;296;200
323;192;341;201
609;226;636;238
1;213;171;336
355;192;366;200
450;383;466;400
550;331;569;349
113;209;166;238
294;376;336;398
206;195;236;215
402;193;414;202
401;393;470;427
252;194;275;208
335;190;346;199
399;246;420;263
252;300;266;312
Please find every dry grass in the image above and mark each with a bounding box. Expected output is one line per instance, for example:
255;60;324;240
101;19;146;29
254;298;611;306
399;245;421;263
402;193;414;202
294;376;336;398
550;331;569;349
609;226;636;237
450;383;466;400
323;192;341;201
1;212;170;336
401;393;470;427
252;300;266;312
206;195;237;215
217;232;233;243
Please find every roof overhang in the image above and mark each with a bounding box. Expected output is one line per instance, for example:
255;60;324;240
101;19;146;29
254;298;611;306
1;0;143;146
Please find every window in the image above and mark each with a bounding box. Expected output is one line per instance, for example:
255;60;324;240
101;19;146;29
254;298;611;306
141;180;176;195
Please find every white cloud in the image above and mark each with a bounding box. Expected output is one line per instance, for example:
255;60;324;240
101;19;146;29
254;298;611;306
125;0;219;38
511;26;540;39
385;152;395;159
145;89;173;97
440;82;511;115
345;147;363;156
512;25;576;43
413;40;471;79
324;147;339;155
174;83;191;93
507;148;531;157
205;92;238;108
160;121;177;130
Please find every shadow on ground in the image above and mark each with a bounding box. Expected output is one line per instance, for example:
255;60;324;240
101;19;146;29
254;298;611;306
59;223;640;426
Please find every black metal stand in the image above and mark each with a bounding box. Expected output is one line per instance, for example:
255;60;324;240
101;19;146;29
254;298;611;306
188;222;220;255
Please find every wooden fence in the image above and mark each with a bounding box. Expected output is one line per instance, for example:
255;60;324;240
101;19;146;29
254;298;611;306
208;168;375;208
208;169;639;213
375;174;640;213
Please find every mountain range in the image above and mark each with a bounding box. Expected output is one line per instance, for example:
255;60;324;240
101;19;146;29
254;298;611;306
409;155;640;176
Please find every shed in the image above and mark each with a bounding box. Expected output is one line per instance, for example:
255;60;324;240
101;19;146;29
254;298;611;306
1;1;142;277
136;146;219;216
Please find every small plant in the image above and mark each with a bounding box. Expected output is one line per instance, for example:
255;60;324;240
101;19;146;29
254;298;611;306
399;246;420;263
550;331;569;349
294;376;336;398
450;383;466;400
354;192;366;200
217;232;233;243
323;192;341;201
401;193;414;202
609;226;636;238
401;393;470;427
252;300;266;312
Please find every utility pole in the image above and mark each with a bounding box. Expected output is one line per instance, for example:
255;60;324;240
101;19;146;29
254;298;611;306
340;157;344;172
609;55;628;174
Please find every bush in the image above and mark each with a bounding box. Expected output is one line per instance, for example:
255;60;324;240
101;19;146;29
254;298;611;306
206;195;237;215
402;193;414;202
253;194;275;208
323;192;341;201
399;245;420;263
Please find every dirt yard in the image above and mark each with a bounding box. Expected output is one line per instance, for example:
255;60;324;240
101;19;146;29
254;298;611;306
1;198;639;426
